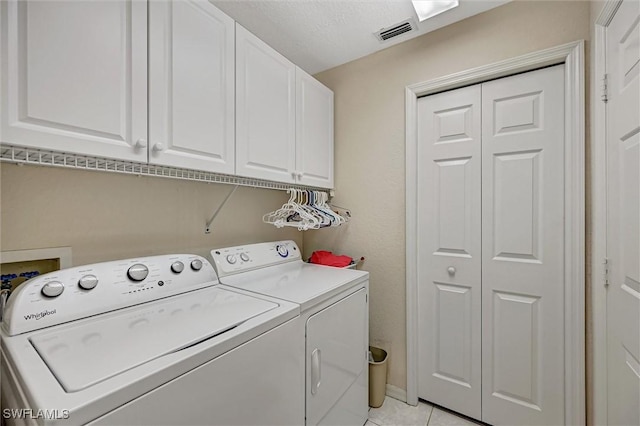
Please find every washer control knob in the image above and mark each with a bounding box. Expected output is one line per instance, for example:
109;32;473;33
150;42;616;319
240;253;250;262
191;259;203;271
276;245;289;258
171;261;185;273
128;264;149;282
226;255;237;265
78;275;98;290
42;281;64;298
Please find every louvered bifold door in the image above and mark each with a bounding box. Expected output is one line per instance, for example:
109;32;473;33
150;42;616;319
417;85;482;420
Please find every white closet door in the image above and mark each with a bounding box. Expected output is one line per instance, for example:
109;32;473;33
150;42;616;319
481;65;565;425
235;24;296;183
417;85;482;420
0;0;147;161
148;0;235;173
606;0;640;424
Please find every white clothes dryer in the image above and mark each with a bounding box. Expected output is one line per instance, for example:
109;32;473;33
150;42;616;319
1;254;303;426
210;241;369;426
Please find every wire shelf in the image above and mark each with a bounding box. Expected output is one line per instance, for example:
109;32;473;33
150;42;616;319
0;144;329;192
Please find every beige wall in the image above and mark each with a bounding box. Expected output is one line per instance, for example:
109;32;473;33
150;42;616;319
305;0;591;394
0;164;301;266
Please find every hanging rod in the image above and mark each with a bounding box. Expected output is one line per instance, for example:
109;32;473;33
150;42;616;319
0;144;329;192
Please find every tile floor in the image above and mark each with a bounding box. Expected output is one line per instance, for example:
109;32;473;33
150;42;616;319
367;396;484;426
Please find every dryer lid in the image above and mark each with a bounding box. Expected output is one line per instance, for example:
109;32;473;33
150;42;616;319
221;262;368;311
30;287;278;392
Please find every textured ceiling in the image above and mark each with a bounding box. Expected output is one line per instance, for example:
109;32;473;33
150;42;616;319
211;0;511;74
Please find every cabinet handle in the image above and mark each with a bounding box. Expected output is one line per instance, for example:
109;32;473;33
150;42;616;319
311;348;321;395
135;139;147;149
447;266;456;275
297;172;303;179
291;171;297;180
153;143;164;152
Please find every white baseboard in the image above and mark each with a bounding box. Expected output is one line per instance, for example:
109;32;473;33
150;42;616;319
385;384;407;403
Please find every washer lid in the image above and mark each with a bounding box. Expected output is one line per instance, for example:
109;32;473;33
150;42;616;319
29;286;278;392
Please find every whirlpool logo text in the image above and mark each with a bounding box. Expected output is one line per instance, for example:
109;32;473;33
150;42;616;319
24;309;57;321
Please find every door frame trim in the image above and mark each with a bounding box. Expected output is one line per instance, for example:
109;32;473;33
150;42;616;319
405;40;585;425
592;2;623;425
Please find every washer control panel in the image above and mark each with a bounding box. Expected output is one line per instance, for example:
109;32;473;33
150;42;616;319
210;241;301;278
2;254;217;336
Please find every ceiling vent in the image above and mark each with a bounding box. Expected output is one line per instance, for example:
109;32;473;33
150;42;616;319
374;19;418;43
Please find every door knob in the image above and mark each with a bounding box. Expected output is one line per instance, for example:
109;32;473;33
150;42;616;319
135;139;147;149
153;143;164;152
447;266;456;275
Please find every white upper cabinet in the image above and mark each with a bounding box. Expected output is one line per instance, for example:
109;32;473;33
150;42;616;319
235;24;335;188
296;68;334;189
235;23;297;183
2;1;333;187
148;0;235;173
0;0;148;161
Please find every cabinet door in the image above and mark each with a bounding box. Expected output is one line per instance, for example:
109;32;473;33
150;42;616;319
306;288;368;426
235;24;296;183
148;0;235;173
296;68;334;188
0;0;147;161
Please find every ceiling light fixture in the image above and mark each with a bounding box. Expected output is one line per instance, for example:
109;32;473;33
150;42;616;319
411;0;460;22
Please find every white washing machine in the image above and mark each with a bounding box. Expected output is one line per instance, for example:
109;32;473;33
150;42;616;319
210;241;369;426
1;254;303;426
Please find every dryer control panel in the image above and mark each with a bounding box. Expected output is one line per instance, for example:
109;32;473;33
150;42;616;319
211;241;302;278
2;254;217;336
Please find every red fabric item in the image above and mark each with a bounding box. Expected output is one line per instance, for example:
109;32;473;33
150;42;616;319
309;250;353;268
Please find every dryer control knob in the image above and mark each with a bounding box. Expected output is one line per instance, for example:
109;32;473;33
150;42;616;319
240;253;250;262
42;281;64;297
128;264;149;282
276;245;289;258
191;259;203;271
78;275;98;290
171;261;184;273
226;255;237;265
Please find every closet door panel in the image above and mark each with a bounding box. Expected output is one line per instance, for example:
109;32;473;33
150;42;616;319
492;150;542;261
481;65;565;426
417;85;482;420
148;0;235;173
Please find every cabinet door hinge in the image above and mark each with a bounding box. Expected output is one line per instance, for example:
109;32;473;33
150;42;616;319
603;257;610;288
602;74;609;103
